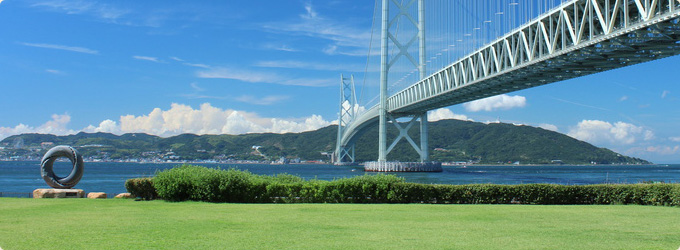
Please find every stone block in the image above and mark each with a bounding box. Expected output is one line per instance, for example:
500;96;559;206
87;192;107;199
33;189;85;198
114;193;134;199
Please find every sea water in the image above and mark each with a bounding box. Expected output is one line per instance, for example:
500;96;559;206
1;161;679;196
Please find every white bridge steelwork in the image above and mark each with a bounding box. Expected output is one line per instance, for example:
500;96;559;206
336;0;680;164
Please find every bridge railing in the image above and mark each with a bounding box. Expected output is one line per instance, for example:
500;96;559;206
387;0;680;114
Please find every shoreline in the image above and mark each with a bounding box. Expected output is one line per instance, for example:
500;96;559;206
0;159;672;167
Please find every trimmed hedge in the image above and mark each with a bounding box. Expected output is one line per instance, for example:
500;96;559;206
126;165;680;206
147;165;404;203
386;183;680;205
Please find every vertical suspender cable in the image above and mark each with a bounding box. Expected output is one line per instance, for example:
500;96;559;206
361;0;380;112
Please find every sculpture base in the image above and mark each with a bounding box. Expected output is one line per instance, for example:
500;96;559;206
33;189;85;198
364;161;442;172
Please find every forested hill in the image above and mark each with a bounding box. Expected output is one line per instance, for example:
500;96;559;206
0;119;650;164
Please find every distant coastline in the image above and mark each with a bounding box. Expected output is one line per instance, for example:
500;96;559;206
0;159;666;167
0;120;652;165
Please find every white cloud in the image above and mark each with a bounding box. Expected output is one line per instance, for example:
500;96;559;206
190;82;204;92
567;120;655;146
197;67;279;83
271;115;330;134
427;108;470;122
619;96;628;102
338;101;367;125
255;60;362;72
45;69;65;75
463;94;527;112
0;104;334;140
322;45;368;57
183;63;211;69
662;90;670;99
276;45;298;52
260;43;300;52
322;45;338;55
132;55;160;63
278;78;334;87
19;42;98;54
0;114;76;140
301;2;318;19
538;123;559;132
669;137;680;142
261;2;371;56
643;145;680;155
644;130;655;141
117;103;332;136
235;95;289;105
83;119;120;134
170;56;184;62
31;0;128;19
196;67;333;87
550;97;611;111
180;93;227;100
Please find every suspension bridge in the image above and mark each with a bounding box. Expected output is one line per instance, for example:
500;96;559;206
334;0;680;171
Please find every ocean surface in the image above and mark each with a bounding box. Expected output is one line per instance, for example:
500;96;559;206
1;161;679;196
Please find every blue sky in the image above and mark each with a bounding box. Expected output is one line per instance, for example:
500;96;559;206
1;0;679;163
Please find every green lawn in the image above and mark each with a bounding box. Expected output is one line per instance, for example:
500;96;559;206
0;198;678;249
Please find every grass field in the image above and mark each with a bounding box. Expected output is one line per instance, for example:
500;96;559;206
0;198;678;249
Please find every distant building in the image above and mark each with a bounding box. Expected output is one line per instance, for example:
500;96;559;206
273;157;290;165
41;142;54;149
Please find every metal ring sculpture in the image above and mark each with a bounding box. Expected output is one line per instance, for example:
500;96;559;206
40;146;84;189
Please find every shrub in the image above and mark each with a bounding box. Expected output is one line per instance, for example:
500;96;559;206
321;174;404;203
129;165;680;206
125;178;157;200
153;165;262;202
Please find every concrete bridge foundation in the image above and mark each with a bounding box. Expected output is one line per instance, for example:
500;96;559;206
364;161;442;172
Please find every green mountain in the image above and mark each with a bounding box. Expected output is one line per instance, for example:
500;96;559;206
0;119;650;164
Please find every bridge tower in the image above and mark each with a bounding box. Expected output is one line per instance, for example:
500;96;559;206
365;0;440;171
334;74;357;165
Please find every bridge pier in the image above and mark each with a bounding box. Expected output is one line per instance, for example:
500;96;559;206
365;161;442;172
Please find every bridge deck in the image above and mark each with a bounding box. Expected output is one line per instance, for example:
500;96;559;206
339;0;680;150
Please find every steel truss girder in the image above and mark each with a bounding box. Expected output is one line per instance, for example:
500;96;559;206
339;0;680;156
388;0;680;114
